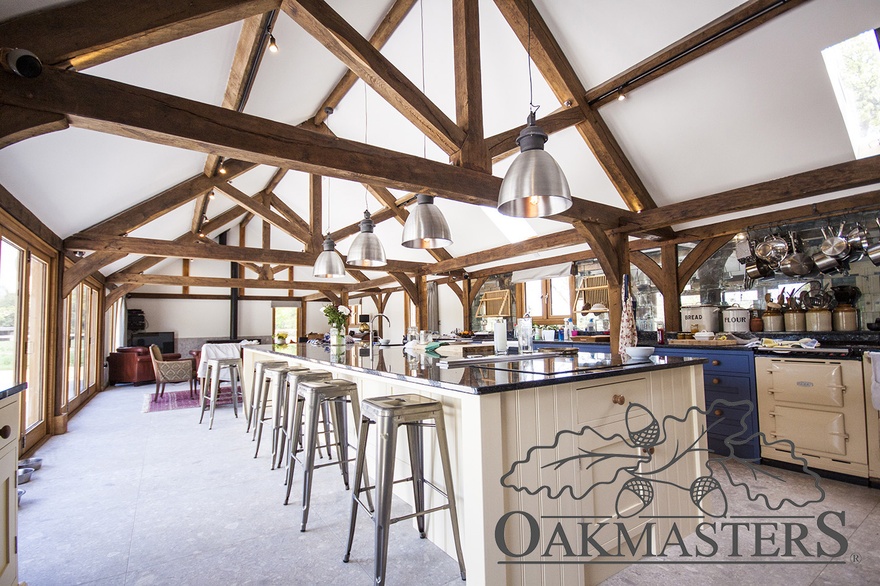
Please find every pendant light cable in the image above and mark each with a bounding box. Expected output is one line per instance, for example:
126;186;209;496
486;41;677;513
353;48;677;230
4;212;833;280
527;1;538;116
363;82;369;208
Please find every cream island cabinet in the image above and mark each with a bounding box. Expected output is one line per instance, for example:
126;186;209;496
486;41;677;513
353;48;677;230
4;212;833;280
0;385;23;586
244;345;709;585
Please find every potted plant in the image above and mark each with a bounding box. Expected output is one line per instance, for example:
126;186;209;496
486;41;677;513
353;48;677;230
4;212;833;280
321;304;351;346
275;331;288;345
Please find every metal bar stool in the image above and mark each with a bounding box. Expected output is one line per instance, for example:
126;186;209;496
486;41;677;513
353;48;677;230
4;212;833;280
253;365;309;460
343;393;466;585
286;379;369;532
274;369;333;471
245;360;288;434
198;357;243;430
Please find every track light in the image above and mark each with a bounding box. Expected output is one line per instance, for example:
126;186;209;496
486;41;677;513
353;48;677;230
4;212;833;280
208;190;215;200
217;160;227;175
617;92;627;102
0;48;42;78
268;34;278;53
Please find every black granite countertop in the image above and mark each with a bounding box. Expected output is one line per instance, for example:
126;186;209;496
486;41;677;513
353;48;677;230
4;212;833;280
0;383;26;401
249;343;705;395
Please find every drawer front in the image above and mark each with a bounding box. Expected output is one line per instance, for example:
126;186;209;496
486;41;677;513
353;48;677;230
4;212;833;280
770;406;848;457
704;373;752;402
701;352;753;375
575;377;649;426
761;360;846;407
0;399;18;453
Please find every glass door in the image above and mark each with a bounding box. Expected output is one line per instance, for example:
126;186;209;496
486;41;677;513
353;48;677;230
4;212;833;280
0;240;22;392
64;281;100;412
23;254;49;448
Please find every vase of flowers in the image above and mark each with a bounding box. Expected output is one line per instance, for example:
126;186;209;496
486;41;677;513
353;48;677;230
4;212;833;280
275;331;288;345
322;304;350;346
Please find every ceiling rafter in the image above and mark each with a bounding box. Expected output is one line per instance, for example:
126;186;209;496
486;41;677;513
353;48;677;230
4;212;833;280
282;0;466;156
0;105;68;149
311;0;417;126
615;156;880;234
67;233;424;273
0;0;282;71
585;0;810;108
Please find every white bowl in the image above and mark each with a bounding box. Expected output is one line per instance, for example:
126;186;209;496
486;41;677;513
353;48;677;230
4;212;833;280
379;338;391;346
625;347;655;359
693;331;715;341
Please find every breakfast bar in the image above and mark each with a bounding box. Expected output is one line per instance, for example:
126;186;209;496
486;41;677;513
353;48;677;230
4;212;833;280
244;344;709;585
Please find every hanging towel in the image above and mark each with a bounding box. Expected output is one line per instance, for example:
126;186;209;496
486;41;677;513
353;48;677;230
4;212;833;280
869;352;880;411
618;274;637;356
197;343;242;378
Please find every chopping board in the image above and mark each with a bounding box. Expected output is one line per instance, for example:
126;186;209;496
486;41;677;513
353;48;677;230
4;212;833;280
411;342;496;356
668;339;737;346
571;335;610;343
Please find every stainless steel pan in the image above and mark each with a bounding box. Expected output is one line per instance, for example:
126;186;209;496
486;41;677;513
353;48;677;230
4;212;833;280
779;232;815;277
820;223;850;260
868;218;880;266
754;233;788;266
745;258;774;279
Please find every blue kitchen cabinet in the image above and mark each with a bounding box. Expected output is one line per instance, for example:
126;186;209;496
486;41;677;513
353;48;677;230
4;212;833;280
654;347;759;459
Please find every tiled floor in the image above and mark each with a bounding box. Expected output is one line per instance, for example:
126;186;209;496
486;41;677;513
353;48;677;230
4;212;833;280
18;383;464;585
17;382;880;585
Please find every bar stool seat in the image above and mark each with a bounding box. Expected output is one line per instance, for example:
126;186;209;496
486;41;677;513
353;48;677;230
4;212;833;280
253;365;309;460
343;393;465;585
287;378;370;532
274;369;333;471
246;360;288;434
198;357;243;430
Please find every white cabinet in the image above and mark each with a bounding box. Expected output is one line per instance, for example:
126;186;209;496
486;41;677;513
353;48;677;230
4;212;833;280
0;394;20;586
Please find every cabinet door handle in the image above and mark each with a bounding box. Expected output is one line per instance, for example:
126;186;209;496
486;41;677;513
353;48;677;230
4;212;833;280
714;409;723;417
712;360;720;366
642;447;655;455
612;394;625;405
0;425;10;439
712;378;720;385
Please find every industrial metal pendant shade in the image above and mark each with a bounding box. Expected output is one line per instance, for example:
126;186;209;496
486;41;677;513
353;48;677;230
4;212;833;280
347;210;387;267
313;234;346;278
401;194;452;249
497;112;572;218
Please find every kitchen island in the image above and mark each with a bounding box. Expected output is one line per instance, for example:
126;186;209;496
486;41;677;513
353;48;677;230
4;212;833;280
244;344;710;585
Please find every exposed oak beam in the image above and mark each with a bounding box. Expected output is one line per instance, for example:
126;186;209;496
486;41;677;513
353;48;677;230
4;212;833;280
586;0;809;108
283;0;466;155
0;0;281;70
0;105;68;149
429;228;582;274
66;234;423;273
0;181;62;250
73;159;255;238
330;208;398;242
214;184;310;243
107;273;347;291
268;192;312;242
616;156;880;234
452;0;490;172
309;174;323;252
0;67;505;208
312;0;417;126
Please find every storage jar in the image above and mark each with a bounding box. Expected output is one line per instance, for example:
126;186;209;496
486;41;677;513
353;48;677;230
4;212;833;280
783;310;806;332
762;309;784;332
680;305;721;333
805;307;832;332
832;304;858;331
721;306;750;332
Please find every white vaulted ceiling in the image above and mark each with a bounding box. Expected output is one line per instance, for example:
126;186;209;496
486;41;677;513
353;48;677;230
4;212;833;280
0;0;878;294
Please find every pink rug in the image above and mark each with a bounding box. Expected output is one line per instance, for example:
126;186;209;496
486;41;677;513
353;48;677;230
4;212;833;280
142;387;242;413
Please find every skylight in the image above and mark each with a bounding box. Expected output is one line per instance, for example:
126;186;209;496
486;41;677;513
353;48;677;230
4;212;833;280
821;29;880;159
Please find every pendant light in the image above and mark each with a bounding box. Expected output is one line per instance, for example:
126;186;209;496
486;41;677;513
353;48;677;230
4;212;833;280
348;210;387;266
347;85;387;266
497;3;572;218
313;179;346;278
402;194;453;248
401;0;453;250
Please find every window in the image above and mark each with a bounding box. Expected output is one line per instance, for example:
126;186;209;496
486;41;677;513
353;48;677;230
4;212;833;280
822;29;880;159
520;277;572;324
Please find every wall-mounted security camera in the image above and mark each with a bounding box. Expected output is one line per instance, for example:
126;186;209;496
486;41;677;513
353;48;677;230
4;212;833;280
1;48;42;78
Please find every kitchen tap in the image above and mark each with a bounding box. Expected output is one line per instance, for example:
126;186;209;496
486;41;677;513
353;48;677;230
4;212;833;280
368;314;391;363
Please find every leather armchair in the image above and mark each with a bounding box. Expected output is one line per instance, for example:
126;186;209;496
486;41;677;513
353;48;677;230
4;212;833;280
108;346;182;386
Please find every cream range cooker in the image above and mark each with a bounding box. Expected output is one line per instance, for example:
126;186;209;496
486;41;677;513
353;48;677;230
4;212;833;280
756;347;869;478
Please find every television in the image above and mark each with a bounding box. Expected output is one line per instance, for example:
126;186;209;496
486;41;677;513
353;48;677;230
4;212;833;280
131;331;175;354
